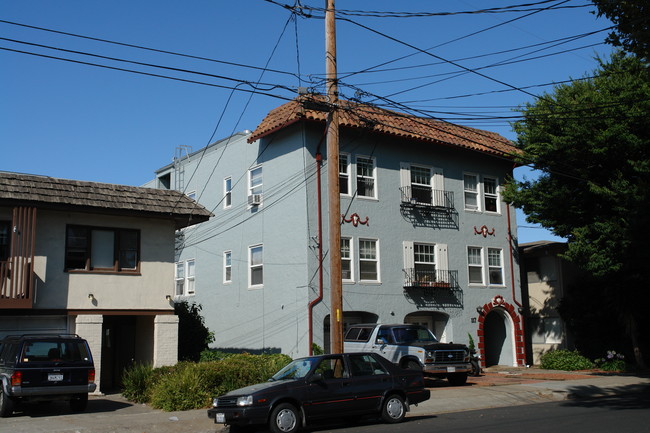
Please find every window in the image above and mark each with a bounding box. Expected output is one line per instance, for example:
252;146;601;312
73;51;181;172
355;156;376;199
464;174;479;211
0;221;11;262
224;177;232;209
359;239;379;281
65;225;139;272
410;166;432;204
349;354;388;376
249;244;263;287
341;238;352;281
175;259;195;295
339;154;350;195
248;166;263;206
186;191;196;201
224;251;232;283
414;243;436;284
467;246;483;285
484;177;499;212
488;248;504;285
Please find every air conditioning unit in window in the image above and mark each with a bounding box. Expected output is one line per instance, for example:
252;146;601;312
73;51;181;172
248;194;262;206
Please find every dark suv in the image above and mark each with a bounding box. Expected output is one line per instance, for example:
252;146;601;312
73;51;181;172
0;334;97;417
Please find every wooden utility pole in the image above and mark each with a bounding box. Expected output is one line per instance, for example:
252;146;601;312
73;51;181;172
325;0;343;354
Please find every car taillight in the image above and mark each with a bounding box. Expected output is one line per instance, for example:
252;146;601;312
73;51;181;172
88;368;96;384
11;371;22;386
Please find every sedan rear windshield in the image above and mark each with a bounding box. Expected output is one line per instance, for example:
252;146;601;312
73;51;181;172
20;341;91;363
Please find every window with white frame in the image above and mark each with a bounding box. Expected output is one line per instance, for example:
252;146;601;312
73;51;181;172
414;243;436;284
339;154;350;196
341;237;353;281
248;166;263;203
484;177;499;212
224;251;232;283
488;247;504;285
224;177;232;209
410;166;432;205
355;156;376;199
359;239;379;281
463;174;479;211
175;259;195;295
249;244;263;287
467;247;483;285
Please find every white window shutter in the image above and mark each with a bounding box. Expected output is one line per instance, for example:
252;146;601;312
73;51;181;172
436;243;449;283
403;241;414;286
432;167;445;207
399;162;411;201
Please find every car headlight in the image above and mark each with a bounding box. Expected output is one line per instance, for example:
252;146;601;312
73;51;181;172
213;398;219;407
236;396;253;407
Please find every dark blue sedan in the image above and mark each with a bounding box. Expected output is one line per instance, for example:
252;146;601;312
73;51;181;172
207;352;430;433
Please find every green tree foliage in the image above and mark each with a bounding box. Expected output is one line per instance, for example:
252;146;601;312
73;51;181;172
505;53;650;367
175;301;214;362
591;0;650;59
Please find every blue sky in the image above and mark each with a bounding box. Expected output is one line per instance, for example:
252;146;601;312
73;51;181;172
1;1;614;244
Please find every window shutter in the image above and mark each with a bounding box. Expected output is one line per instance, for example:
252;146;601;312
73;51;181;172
403;241;414;286
436;243;449;283
399;162;411;201
432;167;445;207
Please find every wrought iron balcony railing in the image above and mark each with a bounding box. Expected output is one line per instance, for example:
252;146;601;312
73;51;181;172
399;186;454;210
402;268;459;289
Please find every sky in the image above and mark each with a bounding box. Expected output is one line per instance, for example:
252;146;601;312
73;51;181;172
1;0;615;244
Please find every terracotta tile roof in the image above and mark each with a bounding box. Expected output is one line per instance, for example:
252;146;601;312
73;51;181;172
0;172;212;229
248;95;519;159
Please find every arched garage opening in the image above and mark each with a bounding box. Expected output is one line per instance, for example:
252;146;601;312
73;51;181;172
323;311;378;354
404;312;450;342
477;296;525;367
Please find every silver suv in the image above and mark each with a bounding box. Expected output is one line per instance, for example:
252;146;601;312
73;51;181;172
0;334;96;417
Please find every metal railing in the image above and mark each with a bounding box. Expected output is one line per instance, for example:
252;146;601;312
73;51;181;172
402;268;459;289
399;186;454;209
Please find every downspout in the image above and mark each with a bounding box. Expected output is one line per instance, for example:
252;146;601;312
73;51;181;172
308;152;324;355
506;183;526;365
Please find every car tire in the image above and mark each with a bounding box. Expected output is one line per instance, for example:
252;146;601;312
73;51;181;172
0;388;15;417
269;403;300;433
447;372;468;386
69;393;88;412
381;394;406;423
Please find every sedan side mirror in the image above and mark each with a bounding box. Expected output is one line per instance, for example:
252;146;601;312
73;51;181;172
309;373;323;383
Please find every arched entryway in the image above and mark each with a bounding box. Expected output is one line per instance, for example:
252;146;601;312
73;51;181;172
405;312;450;342
477;296;525;367
323;311;378;354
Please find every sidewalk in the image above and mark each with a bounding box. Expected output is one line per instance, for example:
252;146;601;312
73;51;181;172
3;368;649;433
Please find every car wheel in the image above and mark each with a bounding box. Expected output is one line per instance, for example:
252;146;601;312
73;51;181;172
447;373;468;386
406;360;422;371
269;403;300;433
0;388;15;417
381;394;406;423
69;393;88;412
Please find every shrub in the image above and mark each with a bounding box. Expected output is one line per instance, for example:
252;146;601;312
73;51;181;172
539;349;594;371
594;350;626;372
199;349;237;362
122;353;292;411
121;363;155;403
175;301;214;362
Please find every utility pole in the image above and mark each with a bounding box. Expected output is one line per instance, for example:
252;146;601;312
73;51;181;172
325;0;343;354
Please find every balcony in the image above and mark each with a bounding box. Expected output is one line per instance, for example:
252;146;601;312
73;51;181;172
400;186;454;211
402;268;459;289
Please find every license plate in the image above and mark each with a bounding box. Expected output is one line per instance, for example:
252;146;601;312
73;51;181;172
447;366;456;373
216;413;225;423
48;373;64;382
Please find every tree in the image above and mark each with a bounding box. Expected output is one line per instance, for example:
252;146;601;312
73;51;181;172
505;53;650;367
175;301;214;361
591;0;650;59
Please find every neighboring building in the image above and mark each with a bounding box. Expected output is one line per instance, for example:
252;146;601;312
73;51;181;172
149;94;526;366
0;172;211;392
519;240;578;365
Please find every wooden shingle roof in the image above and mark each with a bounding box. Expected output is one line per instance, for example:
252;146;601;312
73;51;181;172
0;172;212;229
248;95;519;159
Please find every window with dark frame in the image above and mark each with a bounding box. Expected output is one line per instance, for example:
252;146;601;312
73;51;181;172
0;221;10;262
65;225;140;272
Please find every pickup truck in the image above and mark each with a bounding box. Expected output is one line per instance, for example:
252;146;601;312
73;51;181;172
344;324;471;385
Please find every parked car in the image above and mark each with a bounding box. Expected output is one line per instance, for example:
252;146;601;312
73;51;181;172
0;334;96;417
207;352;430;433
